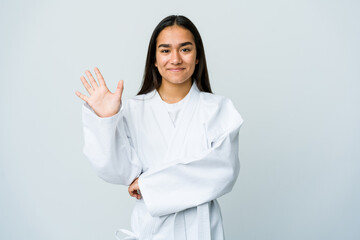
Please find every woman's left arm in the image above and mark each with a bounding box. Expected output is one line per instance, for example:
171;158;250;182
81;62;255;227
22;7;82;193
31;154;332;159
135;104;243;217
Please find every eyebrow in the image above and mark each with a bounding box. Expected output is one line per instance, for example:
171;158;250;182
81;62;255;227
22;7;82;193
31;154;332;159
158;42;193;48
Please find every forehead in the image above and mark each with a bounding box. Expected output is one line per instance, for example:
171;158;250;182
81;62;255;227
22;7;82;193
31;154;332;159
156;26;195;46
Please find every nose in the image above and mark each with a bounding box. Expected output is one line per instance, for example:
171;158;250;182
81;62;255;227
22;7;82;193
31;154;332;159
170;51;182;65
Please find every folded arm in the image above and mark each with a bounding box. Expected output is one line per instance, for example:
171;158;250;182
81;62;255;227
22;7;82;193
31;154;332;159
138;120;243;217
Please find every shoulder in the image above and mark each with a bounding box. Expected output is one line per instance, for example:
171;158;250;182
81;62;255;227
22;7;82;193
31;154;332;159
198;91;244;139
198;91;241;118
199;91;229;106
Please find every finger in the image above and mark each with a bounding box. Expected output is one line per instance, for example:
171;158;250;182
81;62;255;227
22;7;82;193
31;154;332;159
80;76;94;95
136;190;142;199
128;190;135;197
115;80;124;96
129;191;135;197
75;91;89;103
129;190;138;198
85;70;99;89
134;191;141;199
94;67;107;87
128;185;136;196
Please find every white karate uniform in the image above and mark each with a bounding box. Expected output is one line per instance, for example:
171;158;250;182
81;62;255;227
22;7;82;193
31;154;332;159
82;81;244;240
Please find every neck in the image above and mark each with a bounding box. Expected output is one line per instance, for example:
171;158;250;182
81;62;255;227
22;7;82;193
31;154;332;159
158;79;192;104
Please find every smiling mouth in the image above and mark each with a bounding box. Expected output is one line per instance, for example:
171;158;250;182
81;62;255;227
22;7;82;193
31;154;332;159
168;68;185;72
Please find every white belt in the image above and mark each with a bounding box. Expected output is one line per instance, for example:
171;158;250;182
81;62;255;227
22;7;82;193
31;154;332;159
196;202;211;240
173;201;211;240
115;202;211;240
115;228;138;240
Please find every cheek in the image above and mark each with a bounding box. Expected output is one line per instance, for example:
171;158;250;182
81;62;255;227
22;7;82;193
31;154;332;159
156;56;168;67
188;56;197;68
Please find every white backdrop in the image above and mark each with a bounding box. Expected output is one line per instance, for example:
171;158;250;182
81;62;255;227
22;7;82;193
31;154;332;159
1;0;359;239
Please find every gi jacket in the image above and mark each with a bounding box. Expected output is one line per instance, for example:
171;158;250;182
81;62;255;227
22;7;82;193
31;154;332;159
82;81;244;240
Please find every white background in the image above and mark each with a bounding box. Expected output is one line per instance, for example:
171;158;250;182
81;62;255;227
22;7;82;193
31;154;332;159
0;0;359;239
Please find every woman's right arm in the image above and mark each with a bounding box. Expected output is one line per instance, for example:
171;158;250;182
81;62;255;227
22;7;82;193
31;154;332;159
76;67;142;186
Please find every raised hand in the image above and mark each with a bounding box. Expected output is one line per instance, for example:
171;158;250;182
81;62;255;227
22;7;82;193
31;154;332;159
75;67;124;118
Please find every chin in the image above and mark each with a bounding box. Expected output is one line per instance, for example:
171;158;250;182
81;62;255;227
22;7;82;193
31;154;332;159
165;77;192;85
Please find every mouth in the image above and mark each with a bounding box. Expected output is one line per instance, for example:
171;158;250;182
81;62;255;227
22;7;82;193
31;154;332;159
167;68;185;72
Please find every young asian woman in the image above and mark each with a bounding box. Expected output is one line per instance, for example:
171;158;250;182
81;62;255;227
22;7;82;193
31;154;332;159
76;15;243;240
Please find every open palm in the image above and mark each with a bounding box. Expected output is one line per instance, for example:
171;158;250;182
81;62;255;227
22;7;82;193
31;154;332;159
75;67;124;118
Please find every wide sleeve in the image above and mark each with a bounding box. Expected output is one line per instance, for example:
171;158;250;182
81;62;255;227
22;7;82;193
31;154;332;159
138;98;243;217
82;101;142;186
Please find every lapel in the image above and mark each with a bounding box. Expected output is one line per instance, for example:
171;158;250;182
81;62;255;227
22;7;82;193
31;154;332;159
150;81;200;163
150;90;175;148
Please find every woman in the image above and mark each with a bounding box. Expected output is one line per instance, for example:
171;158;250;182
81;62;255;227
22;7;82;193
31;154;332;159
76;15;243;240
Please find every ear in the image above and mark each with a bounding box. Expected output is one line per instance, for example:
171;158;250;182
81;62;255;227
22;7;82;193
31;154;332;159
196;59;199;64
155;61;158;67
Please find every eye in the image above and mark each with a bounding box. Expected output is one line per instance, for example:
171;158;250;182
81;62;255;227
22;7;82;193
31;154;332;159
160;49;170;53
181;48;191;52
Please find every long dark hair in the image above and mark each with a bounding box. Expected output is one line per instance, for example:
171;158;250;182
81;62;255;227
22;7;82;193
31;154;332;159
137;15;212;95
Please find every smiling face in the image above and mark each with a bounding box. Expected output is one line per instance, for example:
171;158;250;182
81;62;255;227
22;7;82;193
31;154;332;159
155;25;199;86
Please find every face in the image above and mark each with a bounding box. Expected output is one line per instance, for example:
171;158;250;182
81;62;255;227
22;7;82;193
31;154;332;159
155;25;199;86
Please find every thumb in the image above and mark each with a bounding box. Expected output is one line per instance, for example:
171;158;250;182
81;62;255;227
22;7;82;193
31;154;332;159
115;80;124;97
